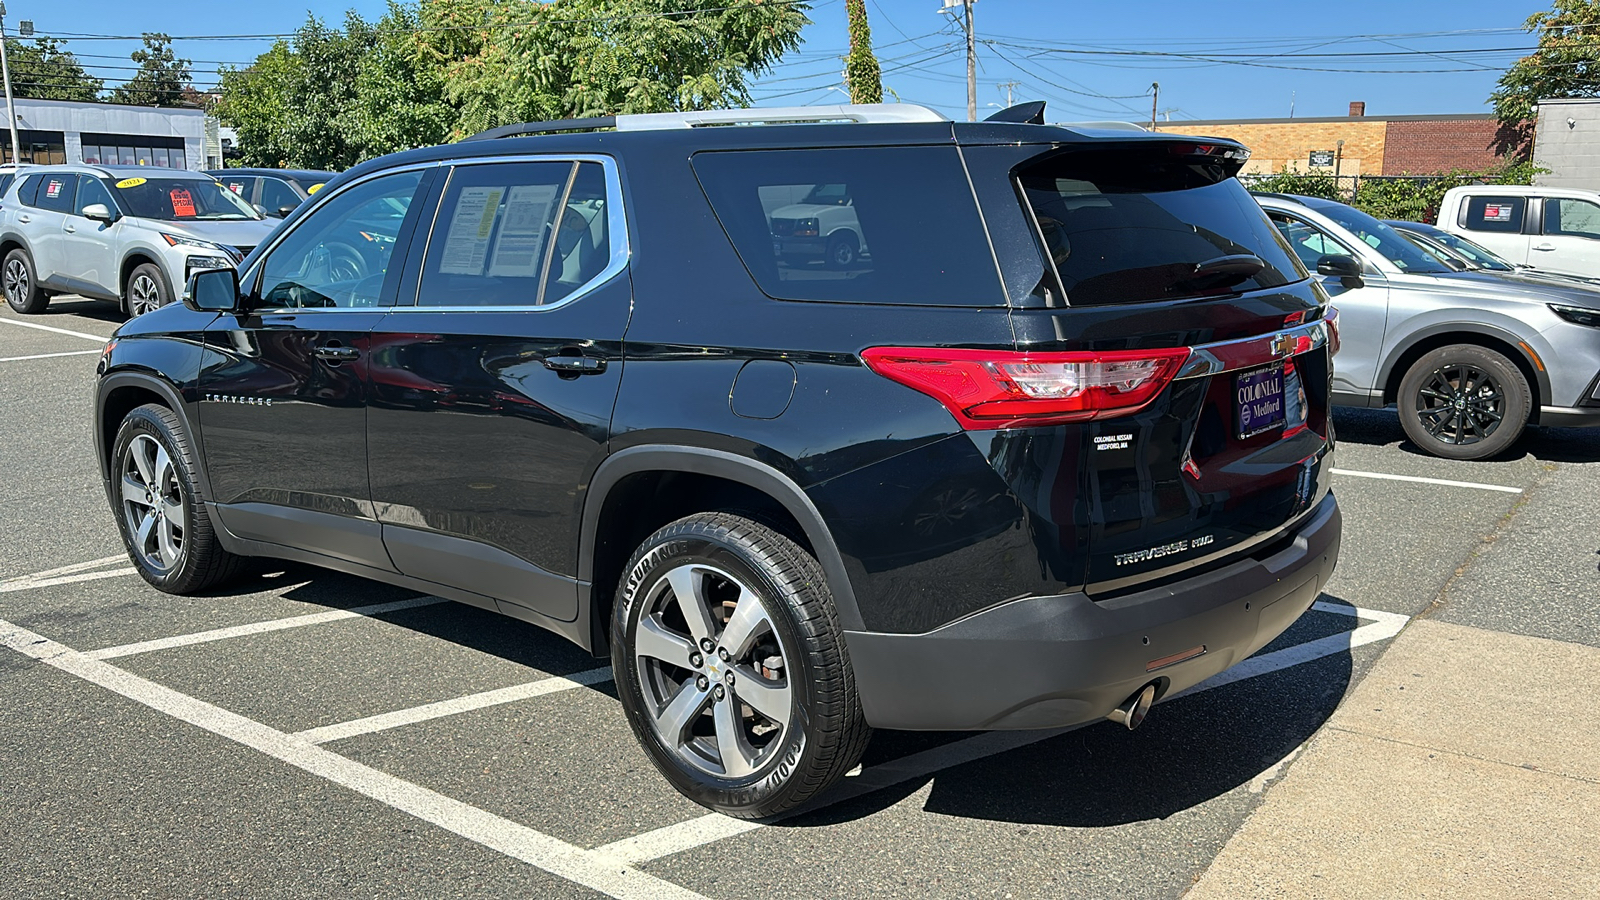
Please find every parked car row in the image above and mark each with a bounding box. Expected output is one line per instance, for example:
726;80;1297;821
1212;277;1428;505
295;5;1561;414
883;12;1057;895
0;166;333;319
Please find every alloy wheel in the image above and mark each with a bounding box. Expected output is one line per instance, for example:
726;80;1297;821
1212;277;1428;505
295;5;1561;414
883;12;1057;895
634;562;793;779
4;258;28;303
121;434;186;573
1414;362;1504;446
129;274;162;317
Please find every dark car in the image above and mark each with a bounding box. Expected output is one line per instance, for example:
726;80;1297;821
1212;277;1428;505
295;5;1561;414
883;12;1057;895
205;168;337;218
96;103;1342;819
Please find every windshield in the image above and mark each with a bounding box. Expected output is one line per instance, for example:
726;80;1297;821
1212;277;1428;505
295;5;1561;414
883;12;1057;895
800;183;851;206
1431;232;1514;271
111;177;262;221
1315;203;1451;274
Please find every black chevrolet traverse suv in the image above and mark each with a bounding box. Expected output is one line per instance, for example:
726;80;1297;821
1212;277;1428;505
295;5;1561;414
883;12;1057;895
94;103;1342;818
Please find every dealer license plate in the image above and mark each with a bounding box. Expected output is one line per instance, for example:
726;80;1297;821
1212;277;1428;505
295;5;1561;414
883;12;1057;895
1235;364;1286;439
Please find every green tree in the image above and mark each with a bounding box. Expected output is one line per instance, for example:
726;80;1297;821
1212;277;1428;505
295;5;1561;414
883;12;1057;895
4;38;102;101
110;34;194;106
844;0;881;104
1490;0;1600;156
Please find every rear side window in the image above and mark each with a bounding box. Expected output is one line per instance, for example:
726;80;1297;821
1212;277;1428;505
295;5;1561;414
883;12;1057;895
36;174;77;213
1018;147;1301;305
693;146;1006;306
1460;195;1525;233
0;173;13;197
15;174;41;206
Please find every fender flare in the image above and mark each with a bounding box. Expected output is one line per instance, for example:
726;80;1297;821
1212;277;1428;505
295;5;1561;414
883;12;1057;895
1378;321;1552;407
579;445;864;631
96;369;213;501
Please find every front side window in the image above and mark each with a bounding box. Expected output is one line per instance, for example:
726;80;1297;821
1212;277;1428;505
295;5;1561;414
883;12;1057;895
36;174;77;213
694;146;1006;306
415;160;612;307
1544;198;1600;239
1461;195;1525;234
1432;232;1514;270
75;176;117;217
114;177;261;222
1269;213;1351;269
256;170;422;309
1314;203;1451;274
259;177;302;215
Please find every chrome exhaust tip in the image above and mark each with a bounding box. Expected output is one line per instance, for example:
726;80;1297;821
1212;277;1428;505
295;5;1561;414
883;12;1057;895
1106;683;1158;731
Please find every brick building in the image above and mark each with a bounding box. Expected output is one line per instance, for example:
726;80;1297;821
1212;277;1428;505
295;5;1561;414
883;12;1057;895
1153;102;1522;177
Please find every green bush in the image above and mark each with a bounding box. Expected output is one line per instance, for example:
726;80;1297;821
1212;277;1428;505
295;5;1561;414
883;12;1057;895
1245;168;1341;200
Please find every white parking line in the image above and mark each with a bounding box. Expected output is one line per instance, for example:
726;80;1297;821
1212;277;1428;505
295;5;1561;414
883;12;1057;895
0;567;137;594
0;620;712;900
594;601;1410;866
295;666;615;744
87;595;450;660
3;555;128;585
0;316;111;343
0;349;102;363
1330;468;1523;494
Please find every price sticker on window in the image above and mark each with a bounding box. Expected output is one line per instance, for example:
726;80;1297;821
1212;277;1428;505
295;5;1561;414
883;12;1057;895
45;179;64;199
170;187;196;218
1483;204;1513;222
115;177;147;189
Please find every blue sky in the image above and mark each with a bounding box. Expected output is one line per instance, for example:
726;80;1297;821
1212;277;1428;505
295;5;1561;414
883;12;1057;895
26;0;1537;121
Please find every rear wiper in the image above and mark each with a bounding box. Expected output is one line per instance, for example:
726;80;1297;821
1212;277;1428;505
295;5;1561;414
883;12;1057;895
1168;254;1267;294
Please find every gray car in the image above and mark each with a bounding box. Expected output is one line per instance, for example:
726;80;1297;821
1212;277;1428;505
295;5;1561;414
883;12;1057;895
1;165;279;318
1256;192;1600;459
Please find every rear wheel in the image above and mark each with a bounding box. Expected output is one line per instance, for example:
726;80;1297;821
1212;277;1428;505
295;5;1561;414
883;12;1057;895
612;512;870;819
1398;344;1530;460
125;263;171;318
3;248;48;314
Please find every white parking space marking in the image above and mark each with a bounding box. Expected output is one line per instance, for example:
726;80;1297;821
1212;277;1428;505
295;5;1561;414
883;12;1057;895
296;666;615;744
3;555;128;585
1331;468;1523;494
0;620;713;900
86;595;450;660
0;349;102;363
0;317;111;343
595;602;1410;866
0;568;137;594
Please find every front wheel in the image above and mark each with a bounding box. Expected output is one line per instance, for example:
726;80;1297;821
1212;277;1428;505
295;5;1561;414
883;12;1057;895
612;513;870;819
1398;344;1530;460
125;263;171;318
825;233;859;269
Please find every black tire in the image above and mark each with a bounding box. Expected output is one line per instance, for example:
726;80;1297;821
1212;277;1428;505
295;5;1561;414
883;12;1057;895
110;403;247;593
3;247;48;314
825;232;859;269
125;262;172;318
612;512;870;819
1398;344;1531;460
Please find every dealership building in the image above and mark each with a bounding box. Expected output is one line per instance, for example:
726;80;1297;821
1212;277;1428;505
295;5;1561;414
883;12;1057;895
0;97;220;170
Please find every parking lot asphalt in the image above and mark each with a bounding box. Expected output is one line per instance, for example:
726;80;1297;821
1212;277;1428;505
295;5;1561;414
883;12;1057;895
3;300;1595;899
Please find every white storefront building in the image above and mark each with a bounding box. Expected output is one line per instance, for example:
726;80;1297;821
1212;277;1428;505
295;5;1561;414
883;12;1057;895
2;97;216;170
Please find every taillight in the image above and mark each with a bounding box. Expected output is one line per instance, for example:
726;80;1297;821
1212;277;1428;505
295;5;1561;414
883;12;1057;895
1325;307;1341;356
861;346;1191;429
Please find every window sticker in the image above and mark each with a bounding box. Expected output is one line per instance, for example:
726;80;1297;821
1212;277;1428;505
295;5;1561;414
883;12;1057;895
487;183;559;277
45;179;63;199
306;183;324;195
439;186;504;275
227;181;245;195
1483;204;1513;222
115;177;147;189
169;187;196;218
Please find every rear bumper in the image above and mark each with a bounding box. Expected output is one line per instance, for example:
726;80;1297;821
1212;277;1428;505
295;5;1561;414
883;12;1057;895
844;493;1341;730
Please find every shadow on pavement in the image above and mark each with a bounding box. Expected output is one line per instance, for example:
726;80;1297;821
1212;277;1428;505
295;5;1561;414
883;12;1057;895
1332;406;1600;463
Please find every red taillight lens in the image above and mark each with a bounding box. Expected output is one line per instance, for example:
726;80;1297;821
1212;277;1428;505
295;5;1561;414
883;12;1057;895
860;346;1191;429
1325;306;1341;356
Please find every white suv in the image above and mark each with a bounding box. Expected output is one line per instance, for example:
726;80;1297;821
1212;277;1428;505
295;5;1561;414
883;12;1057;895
1437;184;1600;280
0;165;279;317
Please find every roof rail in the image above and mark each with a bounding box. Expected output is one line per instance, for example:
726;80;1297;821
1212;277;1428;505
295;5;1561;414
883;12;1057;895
466;103;948;142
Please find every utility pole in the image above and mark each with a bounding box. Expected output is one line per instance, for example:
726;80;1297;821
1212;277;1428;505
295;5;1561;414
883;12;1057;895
998;80;1019;107
1150;83;1159;130
940;0;977;121
0;3;19;166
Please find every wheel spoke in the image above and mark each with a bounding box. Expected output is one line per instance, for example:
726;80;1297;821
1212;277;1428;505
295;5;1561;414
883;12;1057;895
153;443;174;491
134;510;158;557
157;518;182;568
1454;412;1466;445
718;592;769;659
122;475;152;508
731;665;790;723
713;695;757;778
636;614;693;666
654;679;710;745
130;438;157;486
159;495;185;534
1424;411;1451;436
665;567;719;645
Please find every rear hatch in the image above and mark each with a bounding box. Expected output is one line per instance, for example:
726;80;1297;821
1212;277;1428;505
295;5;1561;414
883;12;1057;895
870;138;1337;596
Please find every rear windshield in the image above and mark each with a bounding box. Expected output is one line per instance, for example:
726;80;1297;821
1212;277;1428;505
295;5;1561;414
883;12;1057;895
1018;147;1302;305
693;146;1006;306
112;177;262;221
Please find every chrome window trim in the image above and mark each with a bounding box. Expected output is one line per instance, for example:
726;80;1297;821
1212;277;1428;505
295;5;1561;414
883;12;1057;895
391;152;631;314
238;160;445;314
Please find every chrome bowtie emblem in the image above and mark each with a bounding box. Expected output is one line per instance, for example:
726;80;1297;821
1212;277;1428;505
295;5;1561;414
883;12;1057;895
1271;333;1296;359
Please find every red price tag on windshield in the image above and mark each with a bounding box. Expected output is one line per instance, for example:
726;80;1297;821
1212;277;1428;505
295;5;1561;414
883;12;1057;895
170;188;196;218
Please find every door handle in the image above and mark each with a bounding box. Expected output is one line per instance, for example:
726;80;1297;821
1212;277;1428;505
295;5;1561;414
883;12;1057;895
64;224;76;233
542;354;607;375
314;345;361;362
17;215;28;223
1533;243;1556;251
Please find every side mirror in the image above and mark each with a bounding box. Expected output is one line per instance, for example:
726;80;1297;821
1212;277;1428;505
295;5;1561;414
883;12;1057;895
1443;258;1469;271
82;203;118;224
1315;253;1364;289
186;267;241;313
276;204;298;218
